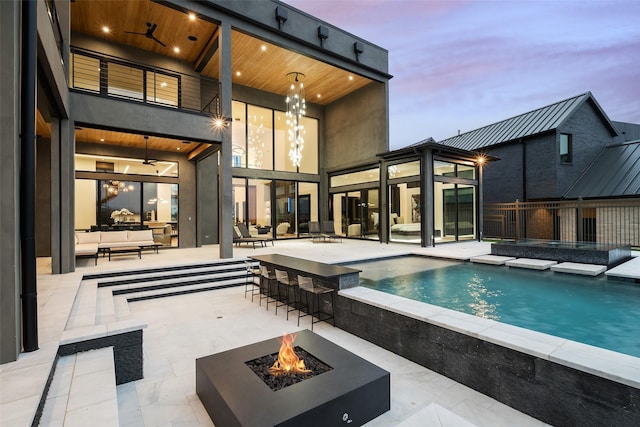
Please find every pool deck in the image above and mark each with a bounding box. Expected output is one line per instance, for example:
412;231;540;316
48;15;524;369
3;240;639;427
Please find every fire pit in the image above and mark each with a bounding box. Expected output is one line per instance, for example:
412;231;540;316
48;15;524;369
196;330;390;426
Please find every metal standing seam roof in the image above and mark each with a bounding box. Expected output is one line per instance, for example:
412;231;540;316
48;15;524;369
563;140;640;198
438;92;601;151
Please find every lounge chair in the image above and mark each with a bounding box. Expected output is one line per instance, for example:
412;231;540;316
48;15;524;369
233;225;263;249
308;221;325;242
321;221;342;242
237;223;274;247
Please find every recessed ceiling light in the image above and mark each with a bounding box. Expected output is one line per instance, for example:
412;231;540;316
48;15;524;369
261;45;267;52
188;12;197;21
173;47;180;53
235;71;241;77
160;82;167;87
102;26;110;33
188;35;198;42
100;138;105;142
317;94;322;98
176;147;181;151
348;75;354;81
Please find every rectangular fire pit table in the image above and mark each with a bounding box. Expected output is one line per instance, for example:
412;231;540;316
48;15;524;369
248;254;361;290
196;330;390;426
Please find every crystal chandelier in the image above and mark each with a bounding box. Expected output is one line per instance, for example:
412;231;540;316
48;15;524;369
286;72;306;168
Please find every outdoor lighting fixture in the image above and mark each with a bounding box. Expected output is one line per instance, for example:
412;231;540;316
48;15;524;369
286;72;306;168
212;115;230;130
275;6;288;30
476;155;486;166
318;26;329;47
354;41;364;61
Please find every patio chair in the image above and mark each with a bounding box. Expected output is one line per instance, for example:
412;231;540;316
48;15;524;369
259;265;277;310
274;269;299;319
296;274;335;331
233;226;262;249
244;260;261;301
308;221;325;242
321;221;342;242
237;223;274;247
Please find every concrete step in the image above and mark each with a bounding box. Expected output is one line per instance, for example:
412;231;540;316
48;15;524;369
39;347;119;427
65;281;99;330
123;277;246;302
107;270;246;295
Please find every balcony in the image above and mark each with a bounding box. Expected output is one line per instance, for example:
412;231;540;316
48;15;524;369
69;47;220;116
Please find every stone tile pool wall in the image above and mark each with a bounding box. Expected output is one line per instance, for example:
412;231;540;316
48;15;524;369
335;289;640;427
491;240;632;268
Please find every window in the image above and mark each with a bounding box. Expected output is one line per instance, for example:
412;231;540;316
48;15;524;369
560;133;572;163
331;168;380;187
388;161;420;179
247;106;273;170
231;101;318;173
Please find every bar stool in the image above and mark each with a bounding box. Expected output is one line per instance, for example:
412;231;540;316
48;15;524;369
259;265;277;310
297;275;335;331
274;269;298;319
244;260;261;302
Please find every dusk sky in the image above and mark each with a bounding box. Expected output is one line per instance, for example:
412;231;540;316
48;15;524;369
285;0;640;149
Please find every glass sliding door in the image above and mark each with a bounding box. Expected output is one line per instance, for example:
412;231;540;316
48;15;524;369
298;182;318;236
248;179;273;235
457;185;476;240
434;182;477;242
275;181;296;238
143;183;179;247
389;182;421;243
232;178;247;225
98;180;141;228
75;179;97;230
328;189;379;240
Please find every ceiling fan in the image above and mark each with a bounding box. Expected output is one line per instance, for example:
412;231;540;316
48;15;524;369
125;22;166;47
142;136;157;166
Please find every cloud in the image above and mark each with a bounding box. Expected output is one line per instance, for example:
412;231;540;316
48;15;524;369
284;0;640;147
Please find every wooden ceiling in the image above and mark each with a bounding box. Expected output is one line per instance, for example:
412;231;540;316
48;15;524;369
36;110;208;155
65;0;373;152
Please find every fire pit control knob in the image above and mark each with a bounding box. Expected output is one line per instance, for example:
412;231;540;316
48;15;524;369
342;412;353;423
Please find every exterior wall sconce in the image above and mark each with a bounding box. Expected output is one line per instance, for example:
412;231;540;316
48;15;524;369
354;41;364;61
318;26;329;47
275;6;288;30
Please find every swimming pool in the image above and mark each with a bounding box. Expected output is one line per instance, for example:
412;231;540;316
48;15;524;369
348;257;640;358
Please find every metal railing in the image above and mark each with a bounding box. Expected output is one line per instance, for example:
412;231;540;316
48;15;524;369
483;198;640;247
70;47;220;115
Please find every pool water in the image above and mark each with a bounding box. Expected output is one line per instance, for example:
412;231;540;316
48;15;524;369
349;257;640;358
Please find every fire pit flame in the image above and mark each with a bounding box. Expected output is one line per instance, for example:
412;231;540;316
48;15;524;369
268;333;311;376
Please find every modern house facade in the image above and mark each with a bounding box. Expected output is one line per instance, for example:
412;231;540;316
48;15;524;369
2;0;487;363
438;92;640;244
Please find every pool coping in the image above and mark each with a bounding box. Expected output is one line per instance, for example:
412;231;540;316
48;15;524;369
338;286;640;389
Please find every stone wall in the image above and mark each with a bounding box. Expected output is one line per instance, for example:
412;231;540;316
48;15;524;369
335;295;640;427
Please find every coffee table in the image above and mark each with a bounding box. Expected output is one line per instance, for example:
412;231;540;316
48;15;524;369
107;246;142;261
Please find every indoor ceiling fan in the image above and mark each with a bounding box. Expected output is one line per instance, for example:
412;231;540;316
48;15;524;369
125;22;166;47
142;136;157;166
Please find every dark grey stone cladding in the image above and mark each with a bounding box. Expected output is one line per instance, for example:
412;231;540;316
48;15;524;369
335;295;640;427
58;330;143;385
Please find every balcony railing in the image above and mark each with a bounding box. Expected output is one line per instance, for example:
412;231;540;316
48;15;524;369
70;47;220;115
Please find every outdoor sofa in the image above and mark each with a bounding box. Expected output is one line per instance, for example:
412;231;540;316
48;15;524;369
75;230;156;264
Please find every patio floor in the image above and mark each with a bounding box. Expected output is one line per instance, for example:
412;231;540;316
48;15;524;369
2;239;558;426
